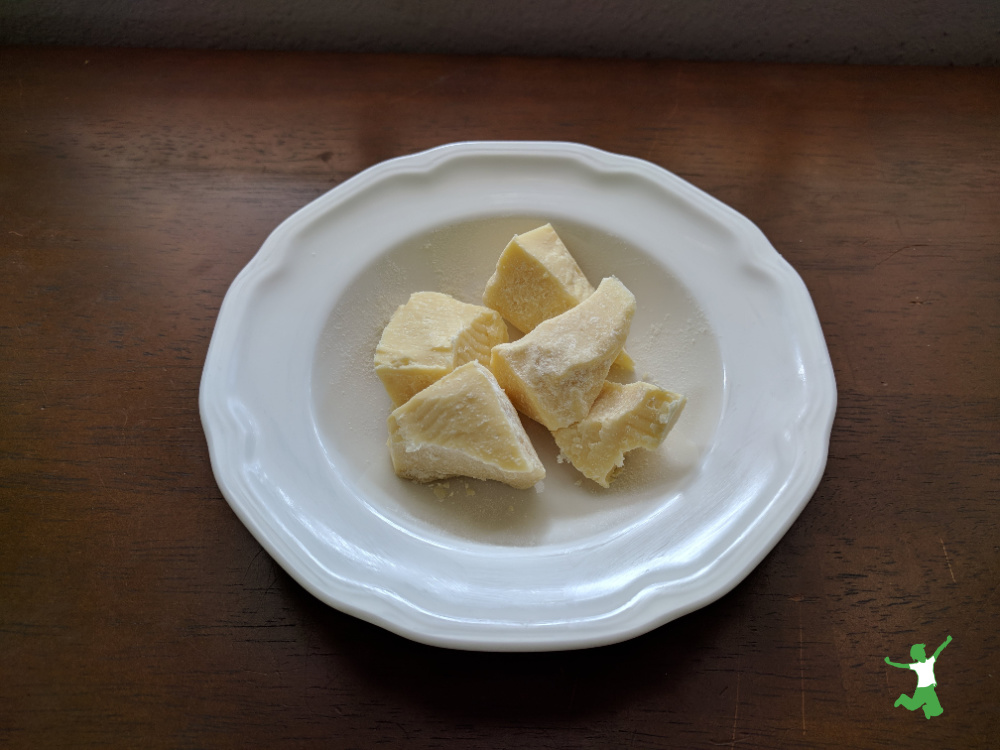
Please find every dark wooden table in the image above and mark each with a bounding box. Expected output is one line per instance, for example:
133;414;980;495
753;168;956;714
2;47;997;748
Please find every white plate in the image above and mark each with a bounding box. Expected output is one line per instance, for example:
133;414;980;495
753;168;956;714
200;141;836;651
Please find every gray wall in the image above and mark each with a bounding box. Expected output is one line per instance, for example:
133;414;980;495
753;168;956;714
3;0;998;65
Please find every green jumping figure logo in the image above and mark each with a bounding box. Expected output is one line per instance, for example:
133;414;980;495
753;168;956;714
885;635;952;719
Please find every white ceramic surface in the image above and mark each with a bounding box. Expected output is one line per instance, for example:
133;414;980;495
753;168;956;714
200;141;837;651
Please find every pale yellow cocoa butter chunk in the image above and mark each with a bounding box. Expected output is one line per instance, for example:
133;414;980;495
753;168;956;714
482;224;633;370
553;381;686;488
483;224;594;332
387;362;545;489
374;291;508;406
489;276;635;431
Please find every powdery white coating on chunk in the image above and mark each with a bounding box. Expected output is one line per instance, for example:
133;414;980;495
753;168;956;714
553;380;686;488
482;224;633;370
489;276;636;431
387;362;545;490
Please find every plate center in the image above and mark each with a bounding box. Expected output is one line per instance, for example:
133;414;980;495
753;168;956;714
311;216;724;548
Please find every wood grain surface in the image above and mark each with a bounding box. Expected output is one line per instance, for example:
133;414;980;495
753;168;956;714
2;47;997;749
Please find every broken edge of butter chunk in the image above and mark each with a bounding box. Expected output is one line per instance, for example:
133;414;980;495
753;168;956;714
553;381;687;488
387;361;545;489
482;223;633;370
374;291;508;407
489;276;635;431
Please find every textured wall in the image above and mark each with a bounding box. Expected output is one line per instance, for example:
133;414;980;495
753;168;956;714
3;0;998;65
